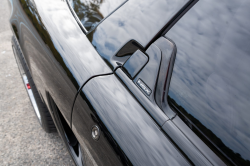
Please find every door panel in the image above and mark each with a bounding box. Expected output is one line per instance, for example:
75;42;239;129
72;74;190;166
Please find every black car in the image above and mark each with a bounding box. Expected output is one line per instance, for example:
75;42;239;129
8;0;250;165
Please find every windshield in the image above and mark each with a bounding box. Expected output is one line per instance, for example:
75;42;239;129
166;0;250;165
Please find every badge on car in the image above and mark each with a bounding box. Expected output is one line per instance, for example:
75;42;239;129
137;79;152;96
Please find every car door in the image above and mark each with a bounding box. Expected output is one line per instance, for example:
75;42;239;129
73;0;250;166
70;0;200;165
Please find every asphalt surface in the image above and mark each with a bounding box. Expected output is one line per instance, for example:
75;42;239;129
0;0;74;165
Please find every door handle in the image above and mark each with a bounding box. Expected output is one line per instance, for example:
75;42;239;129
122;50;148;79
122;42;162;102
120;37;176;118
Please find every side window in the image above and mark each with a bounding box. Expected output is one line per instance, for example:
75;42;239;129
166;0;250;165
68;0;127;32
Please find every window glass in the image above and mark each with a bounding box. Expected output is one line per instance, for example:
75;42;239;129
68;0;126;31
166;0;250;165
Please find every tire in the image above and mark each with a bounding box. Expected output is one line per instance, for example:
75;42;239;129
11;36;56;133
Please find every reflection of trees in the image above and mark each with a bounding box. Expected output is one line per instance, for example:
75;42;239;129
168;96;250;166
70;0;104;31
19;0;79;89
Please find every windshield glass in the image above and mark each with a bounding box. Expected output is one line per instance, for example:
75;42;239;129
68;0;126;31
166;0;250;165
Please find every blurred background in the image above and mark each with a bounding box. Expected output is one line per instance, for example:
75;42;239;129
0;0;73;165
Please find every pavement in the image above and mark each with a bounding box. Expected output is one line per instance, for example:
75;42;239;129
0;0;74;165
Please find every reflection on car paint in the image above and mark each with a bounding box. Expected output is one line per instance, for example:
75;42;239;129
166;0;250;165
87;0;190;70
73;74;190;166
68;0;127;32
15;0;111;126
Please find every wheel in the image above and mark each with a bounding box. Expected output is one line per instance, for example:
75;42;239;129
11;36;56;133
48;96;85;166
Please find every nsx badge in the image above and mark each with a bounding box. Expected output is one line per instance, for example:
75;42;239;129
137;79;152;96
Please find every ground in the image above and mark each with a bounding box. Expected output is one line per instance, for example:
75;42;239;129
0;0;74;165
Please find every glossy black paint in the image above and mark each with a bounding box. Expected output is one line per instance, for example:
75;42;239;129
115;68;169;126
166;0;250;165
119;37;177;120
172;116;226;165
133;44;161;101
162;120;221;166
72;74;190;166
9;0;111;125
9;0;245;165
116;40;144;58
115;37;225;165
87;0;190;70
154;37;177;117
122;50;148;79
9;0;194;165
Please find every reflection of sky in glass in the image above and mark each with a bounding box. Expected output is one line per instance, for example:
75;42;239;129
89;0;188;68
166;0;250;162
69;0;126;31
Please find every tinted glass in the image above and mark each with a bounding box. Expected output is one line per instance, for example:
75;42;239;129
68;0;126;31
166;0;250;165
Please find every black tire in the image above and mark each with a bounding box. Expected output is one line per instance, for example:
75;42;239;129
11;36;56;133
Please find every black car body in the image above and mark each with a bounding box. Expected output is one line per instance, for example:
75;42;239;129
8;0;250;165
